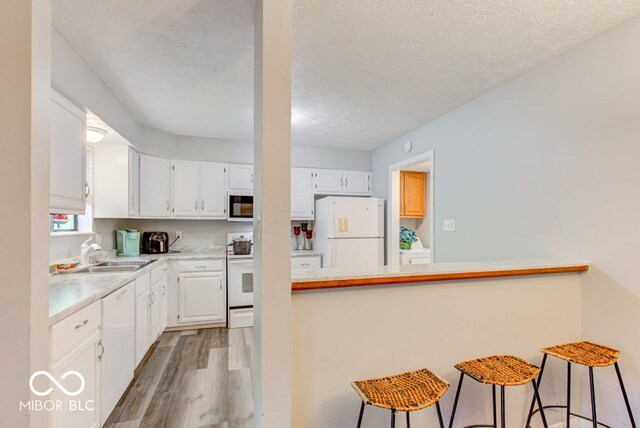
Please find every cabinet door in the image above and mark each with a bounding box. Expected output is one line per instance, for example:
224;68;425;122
291;168;314;220
129;149;140;217
171;161;200;217
200;163;227;218
150;282;161;341
228;164;254;191
313;170;344;194
159;275;168;331
139;154;171;217
343;171;371;195
50;330;101;428
50;90;87;214
400;171;426;218
179;272;225;323
135;289;150;365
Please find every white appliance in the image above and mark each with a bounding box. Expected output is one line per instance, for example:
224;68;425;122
227;232;254;328
314;197;385;268
101;282;135;426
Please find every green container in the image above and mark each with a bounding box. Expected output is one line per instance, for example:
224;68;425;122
116;229;140;256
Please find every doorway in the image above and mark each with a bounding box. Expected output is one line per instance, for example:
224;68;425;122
387;150;435;266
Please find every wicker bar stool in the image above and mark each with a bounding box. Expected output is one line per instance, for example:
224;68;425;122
526;341;636;428
352;368;450;427
449;355;548;428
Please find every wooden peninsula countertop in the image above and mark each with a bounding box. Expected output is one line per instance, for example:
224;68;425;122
291;259;589;291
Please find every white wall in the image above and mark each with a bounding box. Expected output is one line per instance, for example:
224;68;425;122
372;15;640;426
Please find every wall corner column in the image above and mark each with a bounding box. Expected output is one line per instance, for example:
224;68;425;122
253;0;293;427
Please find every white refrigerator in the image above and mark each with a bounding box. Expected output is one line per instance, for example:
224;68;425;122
314;196;385;268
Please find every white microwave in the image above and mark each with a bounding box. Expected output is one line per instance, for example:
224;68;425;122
228;192;253;222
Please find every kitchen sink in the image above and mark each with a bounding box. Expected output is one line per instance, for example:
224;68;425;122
74;259;156;274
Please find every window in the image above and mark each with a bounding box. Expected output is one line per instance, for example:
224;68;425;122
50;214;78;232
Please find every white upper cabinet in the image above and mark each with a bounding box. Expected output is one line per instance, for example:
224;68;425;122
139;154;171;217
200;163;227;218
171;161;227;219
94;145;140;218
171;161;200;217
313;169;371;196
50;89;87;214
343;170;371;195
313;169;344;194
228;164;254;191
291;168;314;220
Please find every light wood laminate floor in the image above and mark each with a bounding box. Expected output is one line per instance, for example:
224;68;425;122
105;328;254;428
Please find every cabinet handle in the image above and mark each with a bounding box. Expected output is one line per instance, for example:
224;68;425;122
166;201;170;211
345;177;348;187
74;319;89;330
84;183;90;197
131;194;135;208
300;263;310;267
201;201;205;211
163;285;166;296
195;265;207;269
115;289;127;301
195;200;198;210
97;340;104;361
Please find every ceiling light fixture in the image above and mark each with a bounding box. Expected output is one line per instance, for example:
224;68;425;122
86;126;107;143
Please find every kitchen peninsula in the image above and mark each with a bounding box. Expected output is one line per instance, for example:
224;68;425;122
290;259;589;427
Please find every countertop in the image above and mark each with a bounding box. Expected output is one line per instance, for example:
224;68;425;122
291;259;590;291
49;247;227;325
50;247;323;325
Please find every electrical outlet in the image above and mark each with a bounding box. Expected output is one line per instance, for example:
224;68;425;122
175;231;182;240
443;219;456;232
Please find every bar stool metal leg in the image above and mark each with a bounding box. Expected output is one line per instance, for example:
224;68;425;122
406;411;410;428
500;386;505;428
588;367;597;428
531;379;549;428
356;401;365;428
492;385;497;428
390;408;396;428
614;362;637;428
526;354;547;427
436;402;445;428
448;372;465;428
566;362;571;427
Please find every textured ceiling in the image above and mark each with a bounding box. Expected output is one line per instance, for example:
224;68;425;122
53;1;640;150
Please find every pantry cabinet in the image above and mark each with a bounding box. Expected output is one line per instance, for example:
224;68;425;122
291;168;314;220
400;171;426;218
139;154;171;217
50;89;87;215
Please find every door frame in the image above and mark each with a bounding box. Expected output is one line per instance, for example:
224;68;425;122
387;150;435;265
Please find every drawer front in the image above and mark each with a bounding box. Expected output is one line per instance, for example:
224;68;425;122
50;300;101;363
151;262;168;284
135;271;151;296
178;260;224;273
102;281;134;311
404;256;430;265
291;256;321;270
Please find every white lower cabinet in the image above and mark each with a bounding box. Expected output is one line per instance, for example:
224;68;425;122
150;281;161;341
100;282;135;426
135;287;150;365
160;275;168;331
49;301;102;428
177;260;226;325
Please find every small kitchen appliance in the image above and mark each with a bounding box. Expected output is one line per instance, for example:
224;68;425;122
227;192;254;222
142;231;169;254
228;235;252;255
116;229;140;256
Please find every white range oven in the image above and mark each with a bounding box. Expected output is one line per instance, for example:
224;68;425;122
227;233;254;328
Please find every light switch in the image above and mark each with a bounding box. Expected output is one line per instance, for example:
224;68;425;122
443;219;456;232
339;217;349;232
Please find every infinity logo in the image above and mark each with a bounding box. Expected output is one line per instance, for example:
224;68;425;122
29;371;85;397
